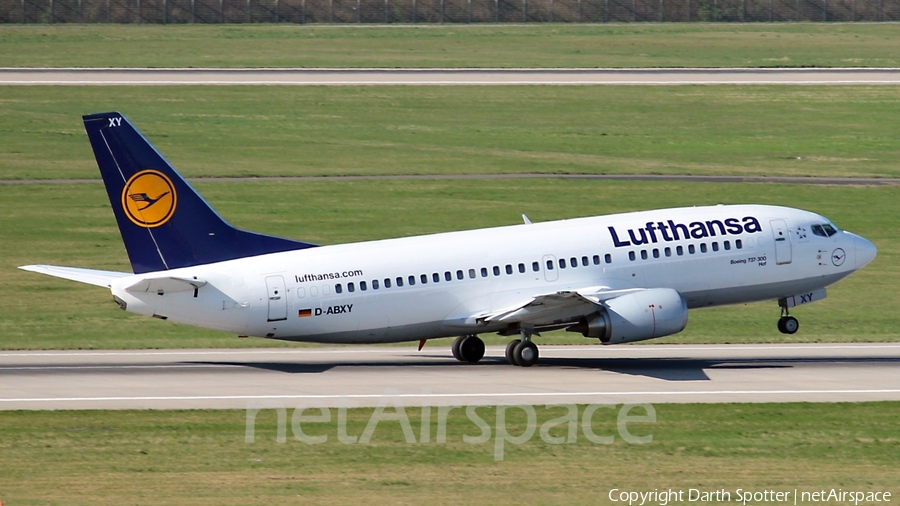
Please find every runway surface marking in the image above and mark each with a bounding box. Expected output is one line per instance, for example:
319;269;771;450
4;389;900;404
3;68;900;86
2;344;898;409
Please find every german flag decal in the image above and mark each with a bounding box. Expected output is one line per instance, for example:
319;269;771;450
298;309;313;318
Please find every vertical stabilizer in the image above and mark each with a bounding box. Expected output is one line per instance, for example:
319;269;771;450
83;112;316;274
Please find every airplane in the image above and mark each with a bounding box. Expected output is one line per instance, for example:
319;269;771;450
20;112;878;367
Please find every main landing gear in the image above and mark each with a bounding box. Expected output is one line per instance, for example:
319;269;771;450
506;339;539;367
452;335;485;363
777;303;799;335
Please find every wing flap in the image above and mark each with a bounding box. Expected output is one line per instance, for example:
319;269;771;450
19;265;131;288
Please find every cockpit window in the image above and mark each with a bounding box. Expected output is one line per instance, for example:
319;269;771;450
812;224;838;237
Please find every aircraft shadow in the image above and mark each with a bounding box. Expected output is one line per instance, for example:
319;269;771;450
186;356;900;382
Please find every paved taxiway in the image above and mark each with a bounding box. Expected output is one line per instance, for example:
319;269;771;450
2;343;898;410
2;68;900;85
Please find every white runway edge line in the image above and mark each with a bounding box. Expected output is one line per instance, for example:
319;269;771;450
3;67;900;86
3;344;899;357
3;389;900;404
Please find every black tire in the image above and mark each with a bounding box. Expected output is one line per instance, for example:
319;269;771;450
459;335;485;363
777;317;787;334
782;316;799;334
514;341;539;367
451;336;465;361
505;340;519;365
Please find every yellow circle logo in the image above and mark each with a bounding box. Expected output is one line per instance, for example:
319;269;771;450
121;170;177;228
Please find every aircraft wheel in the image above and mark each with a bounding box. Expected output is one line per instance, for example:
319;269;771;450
451;336;465;361
513;341;539;367
779;316;799;335
458;335;485;363
505;340;519;365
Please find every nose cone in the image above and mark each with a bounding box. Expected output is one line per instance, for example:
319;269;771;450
854;234;877;269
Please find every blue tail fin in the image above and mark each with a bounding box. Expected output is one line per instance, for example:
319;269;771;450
83;112;317;274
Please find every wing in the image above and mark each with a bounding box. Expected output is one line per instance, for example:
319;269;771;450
19;265;131;288
447;286;646;331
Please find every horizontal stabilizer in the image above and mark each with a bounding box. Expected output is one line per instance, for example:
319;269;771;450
19;265;131;288
125;276;207;294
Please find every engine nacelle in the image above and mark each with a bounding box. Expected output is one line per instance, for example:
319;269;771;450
566;288;688;344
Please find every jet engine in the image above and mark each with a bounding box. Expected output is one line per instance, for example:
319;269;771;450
567;288;688;344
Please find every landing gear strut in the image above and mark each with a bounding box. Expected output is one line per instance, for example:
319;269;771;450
777;303;799;335
452;335;485;363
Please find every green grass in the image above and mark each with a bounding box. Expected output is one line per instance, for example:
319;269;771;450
3;85;900;180
3;24;900;68
3;179;897;349
0;403;897;504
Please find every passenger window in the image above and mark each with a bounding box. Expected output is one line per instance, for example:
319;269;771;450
335;283;343;294
676;246;684;256
629;251;636;261
493;266;501;276
322;285;331;295
433;273;440;283
481;267;488;277
546;260;554;270
506;265;513;275
348;282;355;293
298;287;306;298
582;256;589;266
712;242;719;252
592;255;600;265
700;243;708;253
445;271;452;281
652;249;660;258
421;274;428;284
559;259;566;269
408;276;415;286
396;277;404;287
468;269;476;279
532;261;540;272
456;270;464;280
724;241;731;251
384;278;391;288
570;258;577;268
641;250;648;260
688;245;696;254
518;263;525;273
373;279;379;290
664;247;671;257
605;254;612;264
360;281;367;291
310;286;318;297
736;239;743;249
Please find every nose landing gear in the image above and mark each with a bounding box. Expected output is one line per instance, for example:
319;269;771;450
777;303;799;335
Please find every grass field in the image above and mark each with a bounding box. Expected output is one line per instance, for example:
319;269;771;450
3;24;900;68
2;85;900;180
3;178;897;349
0;403;897;504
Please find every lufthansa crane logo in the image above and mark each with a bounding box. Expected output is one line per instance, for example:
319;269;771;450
122;170;177;228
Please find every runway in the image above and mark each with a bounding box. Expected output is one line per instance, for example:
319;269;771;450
3;68;900;85
2;343;898;410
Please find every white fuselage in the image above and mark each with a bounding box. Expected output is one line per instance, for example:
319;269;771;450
109;204;875;344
